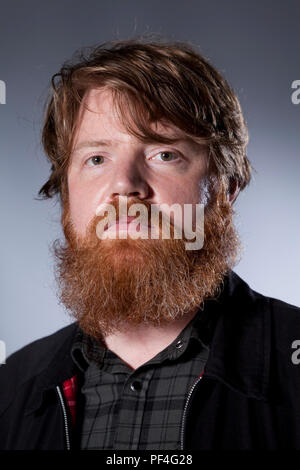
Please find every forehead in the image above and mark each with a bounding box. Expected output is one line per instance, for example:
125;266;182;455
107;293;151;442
72;87;193;147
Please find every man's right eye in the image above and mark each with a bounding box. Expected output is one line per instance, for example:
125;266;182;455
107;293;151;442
85;155;104;166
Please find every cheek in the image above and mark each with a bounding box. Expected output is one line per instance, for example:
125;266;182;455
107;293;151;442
182;178;210;205
68;180;95;235
163;178;204;205
156;180;203;232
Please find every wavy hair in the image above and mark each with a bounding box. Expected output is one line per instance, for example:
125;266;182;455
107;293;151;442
38;36;251;205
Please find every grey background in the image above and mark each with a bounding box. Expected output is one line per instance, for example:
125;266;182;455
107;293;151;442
0;0;299;357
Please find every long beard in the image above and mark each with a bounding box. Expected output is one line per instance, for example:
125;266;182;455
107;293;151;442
52;185;241;340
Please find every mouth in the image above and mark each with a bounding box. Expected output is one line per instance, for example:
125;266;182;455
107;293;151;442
104;216;152;232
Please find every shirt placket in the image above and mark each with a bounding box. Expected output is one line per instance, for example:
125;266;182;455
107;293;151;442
114;368;154;450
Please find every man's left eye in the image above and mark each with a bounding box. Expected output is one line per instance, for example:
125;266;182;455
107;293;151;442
152;151;179;162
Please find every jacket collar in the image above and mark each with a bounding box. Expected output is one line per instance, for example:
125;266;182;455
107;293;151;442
25;270;271;415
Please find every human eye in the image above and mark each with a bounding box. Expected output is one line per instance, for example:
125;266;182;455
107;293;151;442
150;151;181;163
84;155;105;166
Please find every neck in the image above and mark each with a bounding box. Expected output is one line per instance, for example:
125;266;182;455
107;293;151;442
103;307;199;370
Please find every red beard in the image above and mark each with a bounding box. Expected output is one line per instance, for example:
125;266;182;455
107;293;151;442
52;184;241;340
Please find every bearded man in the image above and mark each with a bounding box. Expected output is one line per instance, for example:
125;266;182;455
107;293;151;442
0;38;299;451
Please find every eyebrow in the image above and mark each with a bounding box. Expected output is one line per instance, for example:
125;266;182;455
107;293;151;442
73;139;115;152
73;137;204;153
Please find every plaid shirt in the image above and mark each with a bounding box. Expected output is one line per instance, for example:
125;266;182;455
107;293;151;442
67;310;211;450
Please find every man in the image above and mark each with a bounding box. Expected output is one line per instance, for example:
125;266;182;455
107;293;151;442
0;38;299;450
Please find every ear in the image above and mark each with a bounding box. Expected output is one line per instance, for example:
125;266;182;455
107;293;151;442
228;178;240;205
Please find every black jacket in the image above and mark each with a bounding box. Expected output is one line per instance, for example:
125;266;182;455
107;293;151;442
1;270;300;450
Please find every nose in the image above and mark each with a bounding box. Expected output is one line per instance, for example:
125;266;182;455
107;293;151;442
108;159;150;201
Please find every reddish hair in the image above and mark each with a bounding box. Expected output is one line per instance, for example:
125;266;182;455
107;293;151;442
38;36;251;205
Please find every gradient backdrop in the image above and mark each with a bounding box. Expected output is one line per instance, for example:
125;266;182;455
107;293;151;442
0;0;299;357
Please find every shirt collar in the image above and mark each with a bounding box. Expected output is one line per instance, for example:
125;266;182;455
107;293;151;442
71;309;210;373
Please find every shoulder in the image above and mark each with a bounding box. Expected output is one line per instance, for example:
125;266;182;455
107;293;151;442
244;275;300;356
227;270;300;321
0;322;78;415
219;270;300;365
229;271;300;390
2;322;78;376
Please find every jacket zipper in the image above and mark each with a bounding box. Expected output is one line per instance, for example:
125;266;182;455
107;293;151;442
55;373;203;451
180;375;203;450
56;385;71;450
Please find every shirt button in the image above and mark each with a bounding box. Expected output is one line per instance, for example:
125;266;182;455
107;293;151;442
130;381;142;392
176;340;184;349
